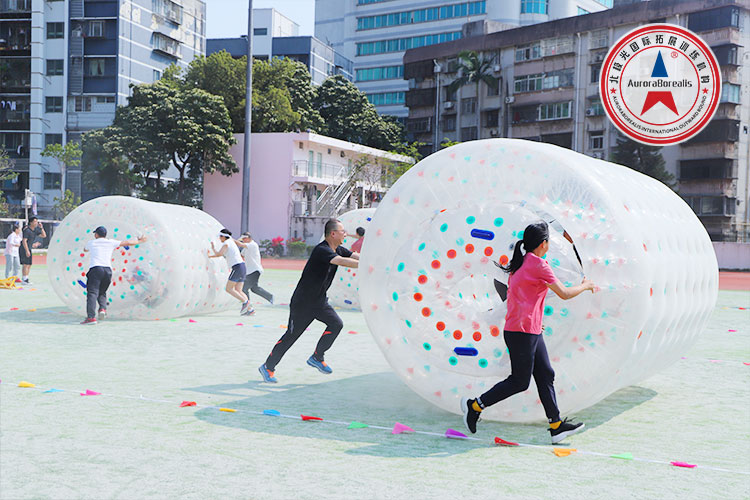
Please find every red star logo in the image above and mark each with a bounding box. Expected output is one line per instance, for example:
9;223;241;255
610;87;617;94
702;88;709;94
641;91;678;115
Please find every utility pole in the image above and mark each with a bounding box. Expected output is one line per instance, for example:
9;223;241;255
240;1;253;233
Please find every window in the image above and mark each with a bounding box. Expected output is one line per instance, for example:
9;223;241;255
87;58;106;76
514;73;542;93
515;42;541;62
444;85;457;102
45;96;63;113
591;63;601;83
96;96;115;103
590;29;608;49
153;69;162;81
713;45;739;65
47;22;64;39
721;84;741;104
460;127;477;141
356;2;487;31
356;31;462;56
44;172;61;190
688;6;740;32
253;28;268;36
73;96;92;112
46;59;64;76
520;0;548;14
485;109;499;127
589;131;604;150
461;97;476;114
538;101;571;120
443;116;456;131
153;33;181;58
45;134;62;147
577;7;590;15
366;92;405;106
356;65;403;82
514;69;572;93
406;118;431;134
153;0;183;24
486;80;498;96
587;99;604;116
88;21;104;38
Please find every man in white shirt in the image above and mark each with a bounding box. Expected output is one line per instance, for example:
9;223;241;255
4;223;22;279
81;226;147;325
237;232;274;305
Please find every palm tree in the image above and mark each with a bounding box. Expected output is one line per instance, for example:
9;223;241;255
447;50;498;142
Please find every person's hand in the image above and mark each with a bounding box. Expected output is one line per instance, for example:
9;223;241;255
210;242;216;250
25;249;30;257
138;235;148;243
32;242;40;248
207;249;211;257
581;277;596;293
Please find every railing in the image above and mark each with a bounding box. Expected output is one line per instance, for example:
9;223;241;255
69;0;84;19
292;160;349;183
0;0;31;14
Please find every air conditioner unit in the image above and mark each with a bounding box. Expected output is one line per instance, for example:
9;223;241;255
340;151;346;158
444;101;454;109
490;129;499;136
493;64;501;73
591;152;604;159
504;96;515;104
593;52;605;63
585;107;598;116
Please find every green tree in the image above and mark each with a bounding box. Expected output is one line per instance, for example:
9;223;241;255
81;129;140;196
611;136;675;187
440;138;461;149
447;51;498;141
109;81;237;205
41;141;82;201
52;189;81;218
0;149;18;216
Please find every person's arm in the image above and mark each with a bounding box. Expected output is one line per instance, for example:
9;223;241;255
118;235;147;248
330;255;359;268
22;236;30;257
349;252;360;260
234;238;247;249
208;242;228;258
38;222;46;239
547;278;595;300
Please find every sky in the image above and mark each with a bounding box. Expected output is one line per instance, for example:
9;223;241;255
206;0;316;39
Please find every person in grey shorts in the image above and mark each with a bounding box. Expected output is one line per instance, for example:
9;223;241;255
236;232;274;305
208;228;253;315
4;223;22;279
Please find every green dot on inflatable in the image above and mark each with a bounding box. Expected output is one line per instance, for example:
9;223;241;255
418;242;426;251
440;223;448;232
518;230;524;239
397;262;404;272
456;237;464;246
67;250;71;255
74;237;79;242
449;356;458;366
392;292;398;301
544;306;554;316
130;285;135;290
139;256;144;261
405;320;412;328
466;216;475;224
493;218;504;227
86;229;90;233
423;342;431;351
114;228;118;232
126;234;131;239
66;266;70;271
478;358;488;368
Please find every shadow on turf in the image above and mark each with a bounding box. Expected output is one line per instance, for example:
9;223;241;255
187;372;656;458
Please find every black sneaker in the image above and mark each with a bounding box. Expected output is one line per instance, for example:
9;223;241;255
549;418;585;444
460;397;481;434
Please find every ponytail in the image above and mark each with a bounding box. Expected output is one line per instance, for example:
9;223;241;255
501;240;525;274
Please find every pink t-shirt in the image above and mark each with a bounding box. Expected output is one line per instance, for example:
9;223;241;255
504;253;558;334
350;237;363;253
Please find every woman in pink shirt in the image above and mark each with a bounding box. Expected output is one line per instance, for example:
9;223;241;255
460;221;596;443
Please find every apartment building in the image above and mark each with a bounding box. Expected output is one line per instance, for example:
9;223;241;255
315;0;613;120
0;0;206;217
402;0;748;242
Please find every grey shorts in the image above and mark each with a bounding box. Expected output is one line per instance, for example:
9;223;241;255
228;263;246;283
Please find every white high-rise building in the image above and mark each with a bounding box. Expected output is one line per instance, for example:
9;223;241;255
252;8;300;59
315;0;613;119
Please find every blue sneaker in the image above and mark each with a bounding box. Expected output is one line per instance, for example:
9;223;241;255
306;355;332;374
258;363;277;383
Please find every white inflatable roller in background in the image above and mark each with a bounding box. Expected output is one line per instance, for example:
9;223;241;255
48;196;236;320
359;139;718;423
327;208;375;310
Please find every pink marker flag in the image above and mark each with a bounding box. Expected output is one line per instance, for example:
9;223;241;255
445;428;468;439
301;415;323;421
494;437;519;446
392;422;414;434
188;319;197;323
179;401;197;407
80;389;100;396
670;461;697;469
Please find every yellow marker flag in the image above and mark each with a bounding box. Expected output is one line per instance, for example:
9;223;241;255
18;381;35;388
219;408;237;413
553;448;577;457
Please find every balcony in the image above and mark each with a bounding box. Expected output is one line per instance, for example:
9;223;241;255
699;27;741;47
0;0;31;16
292;160;349;183
405;88;435;108
680;159;737;181
687;119;740;144
152;32;181;59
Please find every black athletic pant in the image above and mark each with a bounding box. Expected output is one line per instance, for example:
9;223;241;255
265;302;343;371
478;330;560;422
86;266;112;319
242;271;273;303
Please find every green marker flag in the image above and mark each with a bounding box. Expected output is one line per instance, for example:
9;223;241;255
611;452;633;460
348;421;369;429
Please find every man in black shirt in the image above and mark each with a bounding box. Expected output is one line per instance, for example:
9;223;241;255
259;219;359;383
20;217;46;284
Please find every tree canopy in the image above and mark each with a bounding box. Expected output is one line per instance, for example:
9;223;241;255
611;135;675;188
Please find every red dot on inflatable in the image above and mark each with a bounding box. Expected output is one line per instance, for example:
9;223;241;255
484;247;493;256
122;268;126;273
417;274;428;284
119;276;122;281
77;262;82;267
121;251;125;256
465;244;475;254
499;255;509;265
649;288;653;296
112;282;116;287
124;260;128;263
436;321;446;331
81;272;85;277
431;260;441;269
490;325;500;337
413;293;423;301
473;331;482;341
79;253;84;257
421;307;431;317
447;249;457;259
453;330;463;340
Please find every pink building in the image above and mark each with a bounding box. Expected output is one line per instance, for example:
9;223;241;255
203;132;413;245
